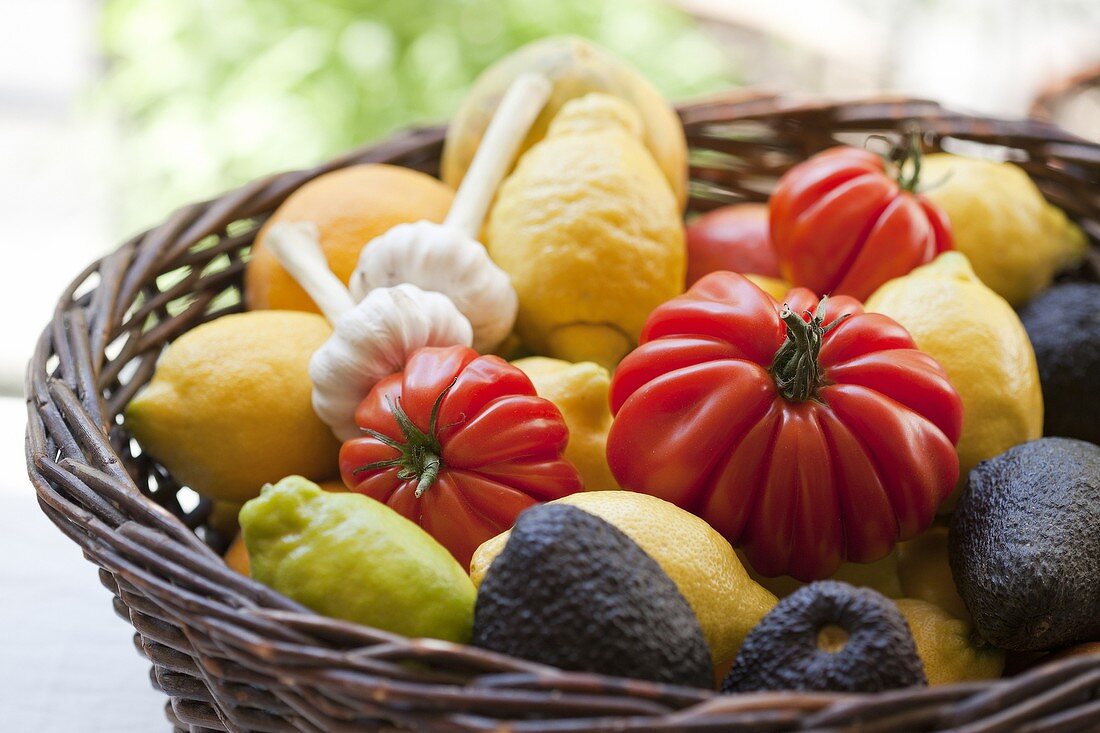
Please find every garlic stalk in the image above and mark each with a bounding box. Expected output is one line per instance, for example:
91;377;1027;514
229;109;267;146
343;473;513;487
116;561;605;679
264;221;472;441
350;73;551;352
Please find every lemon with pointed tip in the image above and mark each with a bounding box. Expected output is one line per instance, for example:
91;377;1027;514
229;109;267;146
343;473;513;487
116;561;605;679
470;491;777;673
920;154;1086;306
867;252;1043;509
124;311;341;503
486;94;685;369
442;35;688;209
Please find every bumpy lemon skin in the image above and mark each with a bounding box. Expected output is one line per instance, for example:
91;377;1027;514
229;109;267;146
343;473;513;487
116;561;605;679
470;491;778;673
896;599;1005;685
242;476;476;642
442;35;689;209
866;252;1043;510
124;311;341;504
487;94;685;370
920;154;1086;307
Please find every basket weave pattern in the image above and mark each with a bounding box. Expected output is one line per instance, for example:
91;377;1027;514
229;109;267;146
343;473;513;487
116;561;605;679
25;93;1100;732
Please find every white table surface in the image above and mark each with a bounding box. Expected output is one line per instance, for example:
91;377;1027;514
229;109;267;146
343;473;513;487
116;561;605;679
0;397;167;731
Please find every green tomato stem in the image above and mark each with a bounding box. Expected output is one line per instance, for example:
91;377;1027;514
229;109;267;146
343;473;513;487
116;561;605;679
354;380;457;498
893;125;925;194
770;297;848;402
414;454;441;498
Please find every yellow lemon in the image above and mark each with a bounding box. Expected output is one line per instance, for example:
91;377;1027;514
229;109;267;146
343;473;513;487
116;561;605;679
470;491;778;673
125;311;341;503
920;154;1086;306
487;94;685;369
896;599;1005;685
746;274;793;302
897;526;970;623
741;550;903;600
443;35;688;209
511;357;617;490
866;252;1043;509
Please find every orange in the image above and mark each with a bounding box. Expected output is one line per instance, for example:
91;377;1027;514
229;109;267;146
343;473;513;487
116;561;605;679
225;534;251;576
245;164;454;313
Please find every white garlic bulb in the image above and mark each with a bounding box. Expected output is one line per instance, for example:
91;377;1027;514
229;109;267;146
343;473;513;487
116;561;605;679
309;283;471;441
262;221;471;441
349;221;515;353
348;73;551;352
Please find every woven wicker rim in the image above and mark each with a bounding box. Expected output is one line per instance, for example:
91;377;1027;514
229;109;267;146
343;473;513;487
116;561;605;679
25;90;1100;733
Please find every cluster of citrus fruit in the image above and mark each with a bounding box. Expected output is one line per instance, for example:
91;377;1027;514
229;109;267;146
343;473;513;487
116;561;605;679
125;36;1100;693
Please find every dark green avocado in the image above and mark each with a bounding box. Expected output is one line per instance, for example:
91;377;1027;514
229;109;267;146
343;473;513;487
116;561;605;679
950;437;1100;651
722;581;925;693
472;503;713;688
1018;282;1100;443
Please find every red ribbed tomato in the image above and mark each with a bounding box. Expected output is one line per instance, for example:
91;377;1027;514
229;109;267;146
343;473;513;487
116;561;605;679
340;345;583;567
770;144;952;301
606;273;963;581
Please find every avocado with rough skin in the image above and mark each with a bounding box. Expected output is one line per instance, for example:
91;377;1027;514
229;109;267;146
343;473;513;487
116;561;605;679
472;504;713;688
723;580;926;693
950;437;1100;651
1018;282;1100;444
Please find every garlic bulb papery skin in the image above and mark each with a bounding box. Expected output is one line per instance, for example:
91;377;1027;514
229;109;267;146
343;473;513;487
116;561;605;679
349;221;517;353
264;222;474;441
347;74;549;353
308;284;472;441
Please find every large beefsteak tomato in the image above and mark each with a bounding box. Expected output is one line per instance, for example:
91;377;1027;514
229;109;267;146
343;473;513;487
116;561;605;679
340;345;583;567
770;142;952;301
606;273;963;581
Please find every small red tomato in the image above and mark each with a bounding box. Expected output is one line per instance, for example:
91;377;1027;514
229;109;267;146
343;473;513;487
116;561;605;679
340;345;583;567
770;142;952;301
686;203;781;286
607;273;963;581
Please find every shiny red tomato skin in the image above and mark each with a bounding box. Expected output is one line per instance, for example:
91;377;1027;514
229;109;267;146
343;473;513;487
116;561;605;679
685;203;780;286
340;345;583;567
769;147;952;301
607;273;963;581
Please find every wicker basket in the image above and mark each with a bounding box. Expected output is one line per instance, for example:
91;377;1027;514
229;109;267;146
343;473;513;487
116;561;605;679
25;92;1100;733
1030;61;1100;125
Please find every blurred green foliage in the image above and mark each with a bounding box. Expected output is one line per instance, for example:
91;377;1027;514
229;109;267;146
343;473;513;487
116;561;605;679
99;0;736;234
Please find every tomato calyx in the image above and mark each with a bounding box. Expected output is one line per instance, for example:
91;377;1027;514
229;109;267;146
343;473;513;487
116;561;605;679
770;297;847;402
888;126;925;193
352;380;455;498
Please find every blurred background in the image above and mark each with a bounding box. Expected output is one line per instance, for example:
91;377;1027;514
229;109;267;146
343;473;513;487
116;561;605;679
4;1;1100;730
7;0;1100;392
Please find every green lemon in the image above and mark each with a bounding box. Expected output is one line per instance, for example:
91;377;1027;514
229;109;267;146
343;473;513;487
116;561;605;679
240;476;475;642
